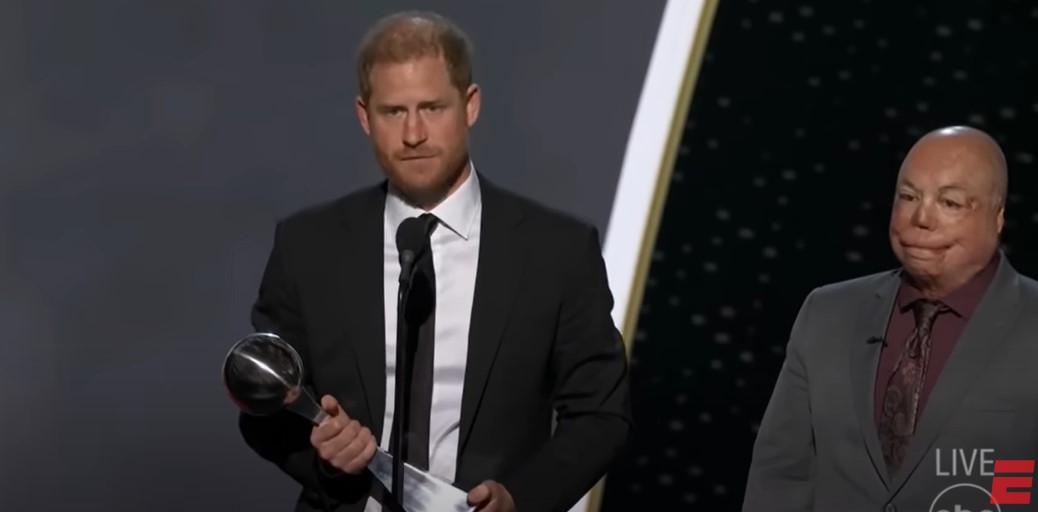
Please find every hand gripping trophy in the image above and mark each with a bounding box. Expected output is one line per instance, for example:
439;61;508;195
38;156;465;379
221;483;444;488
221;332;472;512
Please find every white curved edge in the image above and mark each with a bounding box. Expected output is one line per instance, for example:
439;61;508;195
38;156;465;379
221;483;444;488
602;0;704;331
571;1;707;512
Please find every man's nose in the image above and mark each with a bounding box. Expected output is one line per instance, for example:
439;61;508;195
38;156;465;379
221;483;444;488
403;113;427;148
911;202;935;229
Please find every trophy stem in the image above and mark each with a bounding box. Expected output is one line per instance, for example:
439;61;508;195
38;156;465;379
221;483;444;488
286;389;328;424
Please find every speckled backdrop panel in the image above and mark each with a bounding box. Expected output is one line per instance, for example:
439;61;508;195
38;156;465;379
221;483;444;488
601;1;1038;510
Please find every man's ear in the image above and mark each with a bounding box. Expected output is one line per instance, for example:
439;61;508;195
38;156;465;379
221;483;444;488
355;96;371;135
464;84;481;127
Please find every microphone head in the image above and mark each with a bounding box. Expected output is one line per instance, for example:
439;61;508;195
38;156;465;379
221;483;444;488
396;216;428;258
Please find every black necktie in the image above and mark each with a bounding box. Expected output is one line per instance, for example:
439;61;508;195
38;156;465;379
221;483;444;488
405;213;437;470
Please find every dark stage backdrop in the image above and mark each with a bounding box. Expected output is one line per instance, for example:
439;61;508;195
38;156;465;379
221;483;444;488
0;1;666;510
600;0;1038;510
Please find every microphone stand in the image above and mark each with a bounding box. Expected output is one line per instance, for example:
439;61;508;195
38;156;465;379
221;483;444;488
389;251;418;511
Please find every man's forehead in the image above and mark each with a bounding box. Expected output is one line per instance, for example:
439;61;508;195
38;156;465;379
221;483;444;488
900;148;994;179
369;89;457;109
904;132;1002;168
898;167;988;188
368;64;454;99
368;55;449;80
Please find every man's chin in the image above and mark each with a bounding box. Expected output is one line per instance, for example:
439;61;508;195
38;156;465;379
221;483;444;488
392;180;449;208
899;262;943;290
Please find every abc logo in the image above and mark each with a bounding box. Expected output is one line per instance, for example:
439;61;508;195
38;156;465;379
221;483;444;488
929;483;1001;512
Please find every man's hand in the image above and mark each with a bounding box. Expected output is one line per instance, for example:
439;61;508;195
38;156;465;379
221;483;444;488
467;480;516;512
309;394;377;475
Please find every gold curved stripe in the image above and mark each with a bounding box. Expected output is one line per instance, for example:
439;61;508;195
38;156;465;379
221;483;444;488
585;0;721;510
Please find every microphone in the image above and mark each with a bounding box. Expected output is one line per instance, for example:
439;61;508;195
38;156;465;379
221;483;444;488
388;215;435;509
396;216;429;285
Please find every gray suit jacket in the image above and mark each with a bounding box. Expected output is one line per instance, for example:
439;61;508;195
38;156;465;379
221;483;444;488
743;253;1038;512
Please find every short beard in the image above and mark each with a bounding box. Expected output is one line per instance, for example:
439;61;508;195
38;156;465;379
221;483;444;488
391;155;469;209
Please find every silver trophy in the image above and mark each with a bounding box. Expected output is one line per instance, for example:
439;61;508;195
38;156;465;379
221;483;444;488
222;332;473;512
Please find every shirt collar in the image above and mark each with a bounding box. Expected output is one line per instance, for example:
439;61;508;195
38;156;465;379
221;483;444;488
896;252;1000;318
384;162;481;240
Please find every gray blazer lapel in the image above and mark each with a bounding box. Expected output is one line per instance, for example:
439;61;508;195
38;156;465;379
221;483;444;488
889;254;1022;494
849;271;901;489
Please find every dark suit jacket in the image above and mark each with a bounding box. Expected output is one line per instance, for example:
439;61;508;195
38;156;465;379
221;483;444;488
743;252;1038;512
239;177;632;512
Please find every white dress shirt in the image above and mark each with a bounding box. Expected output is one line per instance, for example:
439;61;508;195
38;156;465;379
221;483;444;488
365;167;482;511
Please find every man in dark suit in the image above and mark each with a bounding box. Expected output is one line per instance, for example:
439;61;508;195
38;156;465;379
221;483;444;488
743;126;1038;512
238;10;631;512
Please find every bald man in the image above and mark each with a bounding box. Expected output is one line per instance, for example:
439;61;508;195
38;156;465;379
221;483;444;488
742;126;1038;512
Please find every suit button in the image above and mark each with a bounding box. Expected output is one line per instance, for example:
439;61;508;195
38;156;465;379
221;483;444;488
884;504;896;512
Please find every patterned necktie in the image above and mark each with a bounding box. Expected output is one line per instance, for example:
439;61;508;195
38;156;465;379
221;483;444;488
878;299;949;474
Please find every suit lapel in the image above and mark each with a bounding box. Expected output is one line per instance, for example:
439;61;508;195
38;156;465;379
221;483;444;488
849;270;900;489
458;181;525;454
335;184;389;435
889;255;1021;494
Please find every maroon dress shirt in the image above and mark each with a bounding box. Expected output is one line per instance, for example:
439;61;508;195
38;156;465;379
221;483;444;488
873;256;1000;426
